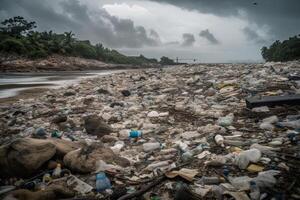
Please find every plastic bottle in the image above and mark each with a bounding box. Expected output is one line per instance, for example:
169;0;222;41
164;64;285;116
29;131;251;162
215;134;225;147
143;142;161;152
96;172;112;192
119;130;142;139
249;181;260;200
52;163;62;178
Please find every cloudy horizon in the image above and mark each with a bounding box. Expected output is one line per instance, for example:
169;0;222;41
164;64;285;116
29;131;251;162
1;0;299;62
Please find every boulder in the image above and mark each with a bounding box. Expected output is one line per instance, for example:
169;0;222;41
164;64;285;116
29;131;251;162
121;90;131;97
84;115;113;137
48;138;82;157
52;114;68;124
0;138;56;177
63;143;130;173
3;186;74;200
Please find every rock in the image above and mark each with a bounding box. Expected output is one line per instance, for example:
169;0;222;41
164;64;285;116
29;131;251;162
4;186;74;200
205;87;216;96
84;115;113;137
63;143;130;173
52;114;67;124
97;88;110;94
121;90;131;97
32;127;47;139
0;138;56;177
48;138;82;157
147;111;160;118
101;135;119;143
63;90;76;96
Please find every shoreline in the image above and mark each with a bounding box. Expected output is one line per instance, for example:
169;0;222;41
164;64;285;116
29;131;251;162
0;55;161;72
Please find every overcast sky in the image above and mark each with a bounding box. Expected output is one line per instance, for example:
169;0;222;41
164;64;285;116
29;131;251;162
1;0;299;62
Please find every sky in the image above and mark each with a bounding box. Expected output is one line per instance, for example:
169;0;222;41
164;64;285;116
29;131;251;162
0;0;299;62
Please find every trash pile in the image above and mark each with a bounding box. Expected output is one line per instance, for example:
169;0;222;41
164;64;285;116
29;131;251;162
0;61;300;200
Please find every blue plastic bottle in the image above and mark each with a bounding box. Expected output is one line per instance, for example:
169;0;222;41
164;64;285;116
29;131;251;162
96;172;111;192
129;130;142;138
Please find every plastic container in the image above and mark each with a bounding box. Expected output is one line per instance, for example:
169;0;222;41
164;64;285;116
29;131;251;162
52;163;62;178
143;142;161;152
96;172;112;192
215;135;225;147
129;130;142;138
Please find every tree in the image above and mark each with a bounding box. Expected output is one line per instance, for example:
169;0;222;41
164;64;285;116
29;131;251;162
160;56;175;65
0;16;36;37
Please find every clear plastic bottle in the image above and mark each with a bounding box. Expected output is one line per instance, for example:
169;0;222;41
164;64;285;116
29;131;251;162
96;172;112;192
143;142;161;152
52;163;62;178
249;181;260;200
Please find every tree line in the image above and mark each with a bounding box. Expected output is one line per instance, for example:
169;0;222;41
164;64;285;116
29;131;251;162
261;35;300;62
0;16;175;65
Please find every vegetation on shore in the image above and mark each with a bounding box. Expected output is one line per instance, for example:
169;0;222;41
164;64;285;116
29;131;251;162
0;16;175;65
261;35;300;62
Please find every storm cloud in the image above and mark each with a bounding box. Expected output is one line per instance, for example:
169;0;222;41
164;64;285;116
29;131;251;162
181;33;196;47
0;0;160;48
243;27;267;44
199;29;219;45
148;0;300;40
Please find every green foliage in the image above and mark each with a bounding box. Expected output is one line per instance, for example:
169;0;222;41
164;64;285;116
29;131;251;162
261;35;300;62
0;16;158;64
28;49;48;59
0;16;36;37
160;56;174;65
72;42;97;59
0;38;25;54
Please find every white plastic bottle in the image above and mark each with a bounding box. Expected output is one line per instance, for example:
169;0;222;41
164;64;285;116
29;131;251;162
215;134;225;147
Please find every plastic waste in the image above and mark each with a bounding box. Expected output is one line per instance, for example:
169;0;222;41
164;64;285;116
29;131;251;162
143;142;161;152
218;113;234;127
42;173;52;183
215;134;225;147
67;175;93;194
249;181;260;200
250;143;278;157
146;161;170;171
252;170;280;189
277;119;300;129
111;141;125;154
247;164;264;172
52;163;62;178
235;149;261;169
228;176;252;191
199;176;221;185
34;127;47;138
119;130;142;139
96;172;112;192
181;151;194;161
51;130;62;138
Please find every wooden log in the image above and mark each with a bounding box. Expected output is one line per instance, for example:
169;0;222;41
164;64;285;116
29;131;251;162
246;95;300;109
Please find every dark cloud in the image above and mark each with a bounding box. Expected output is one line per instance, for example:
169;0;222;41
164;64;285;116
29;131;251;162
0;0;160;48
148;0;300;40
181;33;195;47
199;29;219;44
243;27;267;44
